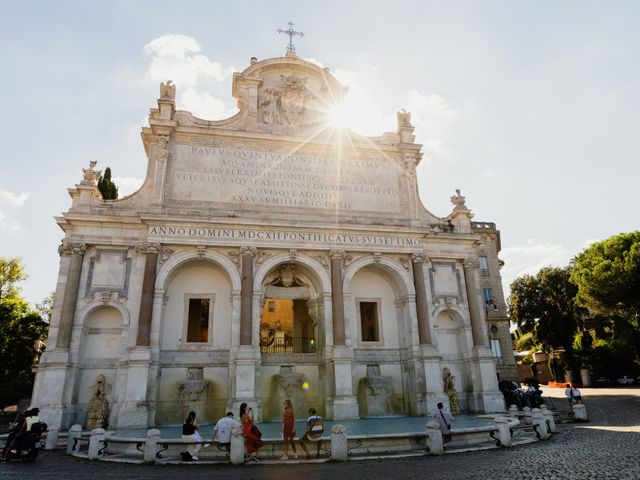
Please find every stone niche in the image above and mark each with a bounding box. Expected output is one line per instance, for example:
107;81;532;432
260;365;318;422
357;365;404;417
155;367;226;425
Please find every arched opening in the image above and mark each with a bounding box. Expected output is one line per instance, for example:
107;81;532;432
156;259;234;425
75;306;123;426
259;264;319;354
347;264;412;417
258;262;324;422
434;308;471;411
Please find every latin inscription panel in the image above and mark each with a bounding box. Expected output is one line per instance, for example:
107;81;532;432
170;145;402;213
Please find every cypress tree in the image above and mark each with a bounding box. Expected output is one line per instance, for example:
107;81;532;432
98;167;119;200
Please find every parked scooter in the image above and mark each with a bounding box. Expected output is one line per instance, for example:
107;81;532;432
2;421;47;462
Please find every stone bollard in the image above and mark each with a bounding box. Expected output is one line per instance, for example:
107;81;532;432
45;427;59;450
508;404;519;419
66;424;83;454
494;416;512;448
531;409;550;440
522;406;532;425
88;428;106;459
229;425;246;465
540;405;557;433
331;424;348;461
425;420;444;455
573;404;588;421
144;429;161;463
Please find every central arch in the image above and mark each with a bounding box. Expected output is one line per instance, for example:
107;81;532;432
253;253;329;422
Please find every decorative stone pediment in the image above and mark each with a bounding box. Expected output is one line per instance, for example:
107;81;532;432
233;55;347;133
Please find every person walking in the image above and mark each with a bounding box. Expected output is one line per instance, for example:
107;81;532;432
299;408;324;459
240;404;263;462
181;411;201;461
281;399;298;460
571;385;583;404
565;383;575;412
433;402;454;445
240;402;251;423
212;411;240;454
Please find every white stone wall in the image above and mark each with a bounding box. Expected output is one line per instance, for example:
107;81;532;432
161;262;233;350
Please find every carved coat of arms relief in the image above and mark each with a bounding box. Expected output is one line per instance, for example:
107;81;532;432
259;74;317;127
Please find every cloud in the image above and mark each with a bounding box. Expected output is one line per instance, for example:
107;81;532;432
406;91;458;161
143;34;236;120
113;177;144;197
0;189;29;207
179;88;236;120
0;188;29;231
144;34;230;87
0;209;21;231
500;238;574;294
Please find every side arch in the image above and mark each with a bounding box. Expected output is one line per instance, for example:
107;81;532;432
76;300;131;327
343;255;415;296
155;250;242;291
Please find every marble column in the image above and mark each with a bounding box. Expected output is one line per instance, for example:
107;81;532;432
135;244;159;346
240;247;257;346
56;243;86;349
463;258;489;348
330;250;346;346
411;253;432;345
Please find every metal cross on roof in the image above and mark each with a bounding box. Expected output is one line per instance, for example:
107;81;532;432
277;21;304;54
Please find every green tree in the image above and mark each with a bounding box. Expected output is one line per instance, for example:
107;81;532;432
98;166;119;200
0;258;49;408
0;257;27;301
34;291;55;323
508;267;586;365
571;231;640;319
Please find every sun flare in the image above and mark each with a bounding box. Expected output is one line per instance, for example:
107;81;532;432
328;102;349;128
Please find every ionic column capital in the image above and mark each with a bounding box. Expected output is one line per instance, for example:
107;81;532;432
329;249;346;260
135;242;161;255
411;252;427;264
58;242;87;256
240;246;258;257
462;257;479;269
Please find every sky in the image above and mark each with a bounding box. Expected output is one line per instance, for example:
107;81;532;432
0;0;639;305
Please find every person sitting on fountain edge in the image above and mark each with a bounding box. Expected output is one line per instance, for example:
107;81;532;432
212;411;240;455
299;408;324;459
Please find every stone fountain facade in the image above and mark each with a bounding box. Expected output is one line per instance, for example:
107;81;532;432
31;51;514;429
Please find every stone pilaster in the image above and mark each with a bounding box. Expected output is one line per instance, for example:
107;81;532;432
326;250;358;418
411;253;432;345
462;258;489;348
134;243;160;346
240;246;257;346
330;250;346;346
150;135;169;204
55;243;86;349
462;258;504;412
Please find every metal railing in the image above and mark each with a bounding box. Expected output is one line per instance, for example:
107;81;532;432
260;336;317;354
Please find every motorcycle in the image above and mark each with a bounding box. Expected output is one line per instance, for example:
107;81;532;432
2;421;47;462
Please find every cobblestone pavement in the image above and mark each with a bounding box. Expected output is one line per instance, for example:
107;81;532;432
2;387;639;480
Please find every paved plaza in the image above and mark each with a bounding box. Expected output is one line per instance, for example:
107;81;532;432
2;387;639;479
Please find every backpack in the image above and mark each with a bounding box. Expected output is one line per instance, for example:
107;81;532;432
250;423;262;439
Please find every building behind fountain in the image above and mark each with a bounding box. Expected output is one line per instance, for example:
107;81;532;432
32;51;516;429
